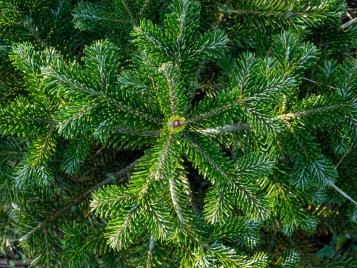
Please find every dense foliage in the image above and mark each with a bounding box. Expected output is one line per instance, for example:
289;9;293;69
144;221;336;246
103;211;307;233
0;0;356;267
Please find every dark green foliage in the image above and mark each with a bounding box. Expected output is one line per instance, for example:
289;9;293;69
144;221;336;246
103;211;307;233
72;0;161;46
0;0;356;267
0;0;89;54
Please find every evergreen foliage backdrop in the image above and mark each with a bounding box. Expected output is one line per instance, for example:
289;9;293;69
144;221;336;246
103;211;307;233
0;0;356;267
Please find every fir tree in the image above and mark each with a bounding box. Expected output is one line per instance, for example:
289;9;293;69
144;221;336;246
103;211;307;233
0;0;356;267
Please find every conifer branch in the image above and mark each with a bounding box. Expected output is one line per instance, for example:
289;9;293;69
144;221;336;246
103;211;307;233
110;127;160;137
284;122;357;205
47;68;163;124
72;3;124;25
28;128;56;167
19;160;139;241
145;201;172;240
277;104;352;121
1;0;355;265
183;134;267;222
107;204;141;249
331;139;357;206
152;133;175;181
0;116;54;125
133;23;171;57
110;99;163;124
128;132;180;203
44;67;99;96
284;122;336;187
194;123;250;135
302;77;339;90
221;8;325;18
335;138;356;169
167;173;198;238
158;63;184;115
183;134;230;183
187;102;237;124
169;178;185;225
327;182;357;207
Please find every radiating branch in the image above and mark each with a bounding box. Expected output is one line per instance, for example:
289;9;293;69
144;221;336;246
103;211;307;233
194;123;250;135
277;104;351;121
111;127;160;137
